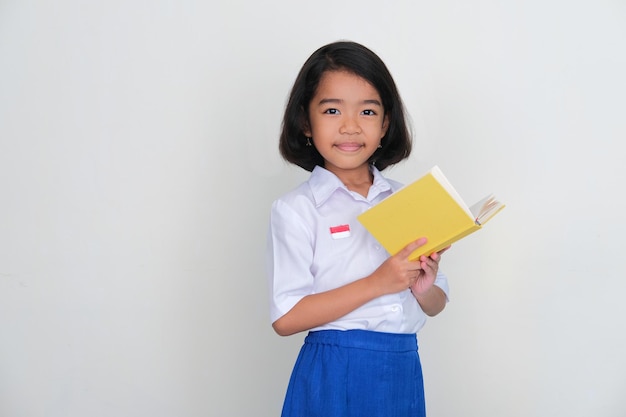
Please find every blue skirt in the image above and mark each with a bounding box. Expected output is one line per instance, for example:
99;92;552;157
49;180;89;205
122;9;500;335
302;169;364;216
281;329;426;417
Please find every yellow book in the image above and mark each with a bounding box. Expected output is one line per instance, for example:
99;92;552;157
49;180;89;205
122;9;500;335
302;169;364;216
358;166;505;261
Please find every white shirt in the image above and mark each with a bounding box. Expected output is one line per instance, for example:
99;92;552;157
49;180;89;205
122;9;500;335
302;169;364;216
267;166;450;334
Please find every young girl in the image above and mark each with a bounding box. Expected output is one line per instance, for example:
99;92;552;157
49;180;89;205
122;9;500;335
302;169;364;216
267;41;450;417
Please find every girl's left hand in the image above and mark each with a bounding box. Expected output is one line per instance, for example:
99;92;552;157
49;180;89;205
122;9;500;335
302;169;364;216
409;246;449;296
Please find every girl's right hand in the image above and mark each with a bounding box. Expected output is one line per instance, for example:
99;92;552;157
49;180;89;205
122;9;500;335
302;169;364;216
372;238;428;295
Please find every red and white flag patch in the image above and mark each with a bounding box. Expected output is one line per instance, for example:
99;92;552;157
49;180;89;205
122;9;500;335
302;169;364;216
330;224;351;239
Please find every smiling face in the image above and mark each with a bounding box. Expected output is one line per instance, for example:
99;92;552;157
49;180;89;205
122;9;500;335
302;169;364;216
304;70;389;183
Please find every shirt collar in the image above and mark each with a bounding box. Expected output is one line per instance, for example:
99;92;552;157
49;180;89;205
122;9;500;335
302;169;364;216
308;165;393;207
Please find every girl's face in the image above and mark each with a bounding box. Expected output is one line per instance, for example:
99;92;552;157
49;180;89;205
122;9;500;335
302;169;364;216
304;70;388;181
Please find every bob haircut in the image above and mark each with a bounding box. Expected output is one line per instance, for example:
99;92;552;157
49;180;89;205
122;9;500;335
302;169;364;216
279;41;412;172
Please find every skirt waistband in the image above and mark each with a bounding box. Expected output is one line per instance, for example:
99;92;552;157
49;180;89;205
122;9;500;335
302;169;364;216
305;329;417;352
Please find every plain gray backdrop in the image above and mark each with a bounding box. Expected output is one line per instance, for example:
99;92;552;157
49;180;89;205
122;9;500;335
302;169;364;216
1;1;625;416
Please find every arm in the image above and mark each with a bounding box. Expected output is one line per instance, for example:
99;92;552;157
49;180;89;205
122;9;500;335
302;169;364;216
413;285;447;317
272;238;430;336
272;274;381;336
410;246;449;316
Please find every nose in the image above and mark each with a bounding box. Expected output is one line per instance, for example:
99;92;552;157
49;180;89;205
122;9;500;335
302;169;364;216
339;115;361;134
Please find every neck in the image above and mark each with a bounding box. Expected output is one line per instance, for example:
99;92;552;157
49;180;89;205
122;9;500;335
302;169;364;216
327;165;373;197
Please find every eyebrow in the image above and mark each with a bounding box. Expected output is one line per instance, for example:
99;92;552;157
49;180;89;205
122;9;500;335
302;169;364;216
317;98;383;107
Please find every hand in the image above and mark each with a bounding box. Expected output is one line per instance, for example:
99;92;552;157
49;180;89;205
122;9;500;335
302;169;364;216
410;244;449;296
372;238;429;295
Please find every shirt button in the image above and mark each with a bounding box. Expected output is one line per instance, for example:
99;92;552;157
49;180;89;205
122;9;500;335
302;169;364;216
391;305;401;312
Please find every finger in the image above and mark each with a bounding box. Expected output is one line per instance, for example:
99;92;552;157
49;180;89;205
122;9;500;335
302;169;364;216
426;252;440;262
424;245;449;262
420;253;438;263
419;255;438;270
420;262;436;276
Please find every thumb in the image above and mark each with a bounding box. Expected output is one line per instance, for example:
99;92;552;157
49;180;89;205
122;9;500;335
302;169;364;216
397;237;428;260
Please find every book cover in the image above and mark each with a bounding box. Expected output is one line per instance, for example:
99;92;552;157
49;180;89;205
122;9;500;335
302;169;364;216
357;166;504;261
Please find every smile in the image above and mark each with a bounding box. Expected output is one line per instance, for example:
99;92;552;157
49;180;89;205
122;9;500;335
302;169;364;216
334;143;363;152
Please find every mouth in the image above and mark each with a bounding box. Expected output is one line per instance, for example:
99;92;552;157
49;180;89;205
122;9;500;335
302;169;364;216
334;142;363;152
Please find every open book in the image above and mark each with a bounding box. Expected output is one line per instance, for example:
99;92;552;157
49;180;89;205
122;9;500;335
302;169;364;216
357;165;505;261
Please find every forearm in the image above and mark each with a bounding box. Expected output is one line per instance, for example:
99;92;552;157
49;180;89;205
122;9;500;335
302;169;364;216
272;275;383;336
413;285;446;317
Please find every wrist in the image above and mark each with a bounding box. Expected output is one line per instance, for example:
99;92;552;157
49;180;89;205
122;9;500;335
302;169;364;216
364;271;386;298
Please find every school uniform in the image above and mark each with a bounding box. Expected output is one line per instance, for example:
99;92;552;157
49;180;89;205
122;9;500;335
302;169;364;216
267;165;449;417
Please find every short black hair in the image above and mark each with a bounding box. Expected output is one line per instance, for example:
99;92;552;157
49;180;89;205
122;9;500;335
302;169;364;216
279;41;412;172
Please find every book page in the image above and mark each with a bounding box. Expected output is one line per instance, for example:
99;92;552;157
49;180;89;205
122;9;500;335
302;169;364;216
429;166;473;219
470;194;505;225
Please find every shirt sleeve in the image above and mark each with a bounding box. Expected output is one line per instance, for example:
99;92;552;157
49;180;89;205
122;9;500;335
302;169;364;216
433;270;451;301
266;199;315;323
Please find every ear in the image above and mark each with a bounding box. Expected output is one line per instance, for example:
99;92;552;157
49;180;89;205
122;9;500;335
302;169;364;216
300;110;312;137
381;114;389;138
302;120;312;138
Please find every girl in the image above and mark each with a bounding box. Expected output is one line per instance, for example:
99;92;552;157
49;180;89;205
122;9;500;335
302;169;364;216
267;41;450;417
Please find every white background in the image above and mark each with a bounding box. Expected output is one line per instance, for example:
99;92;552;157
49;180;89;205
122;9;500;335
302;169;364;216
1;1;625;416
